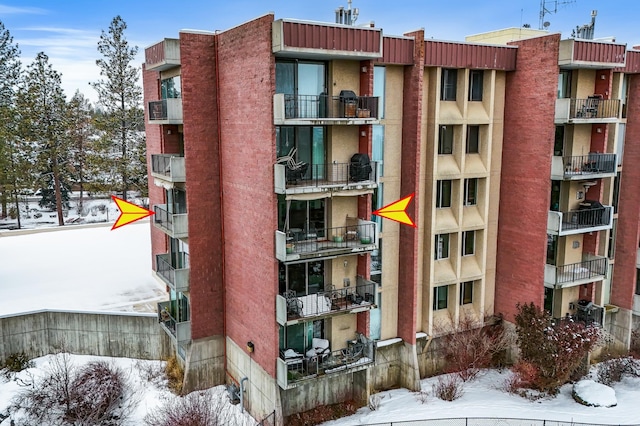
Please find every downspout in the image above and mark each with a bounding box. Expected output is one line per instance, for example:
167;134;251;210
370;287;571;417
214;32;227;371
240;376;249;413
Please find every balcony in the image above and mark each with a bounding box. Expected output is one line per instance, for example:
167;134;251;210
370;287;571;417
157;301;191;343
276;334;375;389
151;154;186;184
547;205;613;236
275;220;377;262
555;97;620;124
274;161;378;195
274;94;379;126
276;278;376;326
544;255;608;288
153;204;188;239
145;38;180;71
155;253;189;293
550;153;617;180
148;98;183;124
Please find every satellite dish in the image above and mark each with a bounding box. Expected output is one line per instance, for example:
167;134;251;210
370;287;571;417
543;21;551;28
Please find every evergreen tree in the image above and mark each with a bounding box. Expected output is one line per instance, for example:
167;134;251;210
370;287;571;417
17;52;68;226
91;16;146;201
0;20;23;222
67;90;94;214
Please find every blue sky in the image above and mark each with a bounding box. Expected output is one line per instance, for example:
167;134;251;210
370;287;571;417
1;0;639;104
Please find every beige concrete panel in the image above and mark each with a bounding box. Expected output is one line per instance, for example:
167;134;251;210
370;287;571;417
329;196;358;229
330;126;360;163
558;40;573;63
439;101;464;123
385;66;405;121
436;155;461;177
557;286;580;317
484;270;496;316
459;302;481;324
381;285;399;340
434;258;457;283
462;205;485;230
467;102;490;123
567;125;593;157
575;69;596;99
460;255;483;281
432;306;454;334
465;28;549;44
559;234;584;265
464;154;488;175
611;72;624;101
435;208;459;233
330;60;361;97
329;315;357;350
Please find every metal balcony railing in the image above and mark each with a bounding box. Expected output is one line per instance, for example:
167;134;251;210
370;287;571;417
569;98;620;120
288;223;376;254
155;252;189;292
548;205;613;235
274;161;379;193
283;94;379;120
151;154;186;182
562;153;617;178
157;301;191;342
277;333;375;388
153;204;188;238
547;256;608;287
148;98;182;122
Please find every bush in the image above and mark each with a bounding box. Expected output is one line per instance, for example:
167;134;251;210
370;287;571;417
505;361;539;394
597;356;640;386
145;391;236;426
437;314;513;381
1;352;34;378
432;374;464;401
166;355;184;394
368;393;382;411
631;327;640;358
514;303;600;394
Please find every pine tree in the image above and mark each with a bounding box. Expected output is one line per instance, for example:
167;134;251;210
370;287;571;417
0;20;23;222
67;90;94;214
91;16;146;201
17;52;68;226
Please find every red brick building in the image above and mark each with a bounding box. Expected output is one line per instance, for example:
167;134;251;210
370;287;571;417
143;14;640;424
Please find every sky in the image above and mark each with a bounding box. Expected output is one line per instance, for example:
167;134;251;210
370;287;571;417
1;0;639;105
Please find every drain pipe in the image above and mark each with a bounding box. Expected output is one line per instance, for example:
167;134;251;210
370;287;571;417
240;377;248;412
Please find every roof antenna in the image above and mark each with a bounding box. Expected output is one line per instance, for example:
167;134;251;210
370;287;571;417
538;0;576;30
335;0;359;25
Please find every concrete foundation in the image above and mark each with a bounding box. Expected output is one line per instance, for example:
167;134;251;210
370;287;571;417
182;335;226;393
397;341;420;390
370;340;404;390
605;307;633;350
0;310;171;361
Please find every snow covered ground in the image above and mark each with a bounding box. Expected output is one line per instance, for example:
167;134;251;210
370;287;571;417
0;220;166;315
322;369;640;425
0;354;257;425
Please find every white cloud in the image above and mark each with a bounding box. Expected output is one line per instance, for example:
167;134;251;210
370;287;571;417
0;4;46;15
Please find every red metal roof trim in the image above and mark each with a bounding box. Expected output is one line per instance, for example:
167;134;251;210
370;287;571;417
423;40;517;71
375;36;414;65
616;50;640;73
573;40;626;64
282;21;381;53
145;41;166;65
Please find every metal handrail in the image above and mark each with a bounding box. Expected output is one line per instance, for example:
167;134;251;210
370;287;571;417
569;98;620;119
560;206;612;231
286;223;375;254
563;153;616;176
156;252;189;285
151;154;182;176
280;161;378;186
554;257;608;285
283;281;376;320
283;94;379;119
148;99;168;120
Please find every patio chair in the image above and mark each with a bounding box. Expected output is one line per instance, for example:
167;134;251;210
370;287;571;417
276;147;309;183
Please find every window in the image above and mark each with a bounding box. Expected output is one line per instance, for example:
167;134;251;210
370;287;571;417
466;125;479;153
464;178;477;206
433;286;448;310
608;219;617;259
373;125;384;177
636;269;640;295
546;234;558;265
278;261;324;296
462;231;475;256
557;70;571;99
436;180;452;208
435;234;450;260
438;125;453;155
612;173;621;214
469;70;483;101
372;184;384;231
374;66;386;119
554;126;564;156
441;68;457;101
460;281;473;305
161;75;181;99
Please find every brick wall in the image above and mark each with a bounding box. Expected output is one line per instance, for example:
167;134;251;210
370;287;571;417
179;32;225;339
611;73;640;310
216;14;278;376
496;35;560;321
397;30;425;344
142;65;167;268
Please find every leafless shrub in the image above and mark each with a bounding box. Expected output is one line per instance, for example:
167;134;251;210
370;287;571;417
144;390;236;426
432;374;464;401
631;327;640;358
0;352;34;379
505;361;540;394
368;393;382;411
165;354;184;394
436;313;514;381
597;356;640;386
11;353;137;426
415;390;430;404
135;358;166;387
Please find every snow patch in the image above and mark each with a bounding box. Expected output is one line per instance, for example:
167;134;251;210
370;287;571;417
377;337;402;348
572;380;617;407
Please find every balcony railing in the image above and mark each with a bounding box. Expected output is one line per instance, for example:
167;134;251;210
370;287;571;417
157;301;191;343
560;153;617;179
547;205;613;236
156;253;189;293
151;154;186;183
276;334;375;389
275;220;377;262
544;255;608;288
274;161;379;194
148;98;183;123
153;204;188;239
555;97;620;122
274;93;379;125
276;279;376;325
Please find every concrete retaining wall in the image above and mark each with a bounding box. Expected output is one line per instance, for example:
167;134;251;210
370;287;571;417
0;309;171;361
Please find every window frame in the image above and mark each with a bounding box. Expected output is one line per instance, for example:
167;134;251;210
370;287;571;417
441;68;457;101
636;268;640;296
435;234;450;260
469;70;483;101
464;178;478;206
462;230;475;256
438;125;454;155
436;180;452;208
460;281;473;305
433;286;448;310
466;125;480;154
